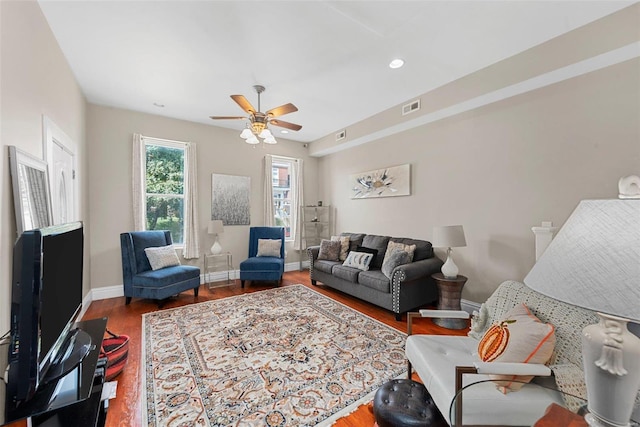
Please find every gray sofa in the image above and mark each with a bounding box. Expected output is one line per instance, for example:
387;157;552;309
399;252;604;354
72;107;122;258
307;232;443;320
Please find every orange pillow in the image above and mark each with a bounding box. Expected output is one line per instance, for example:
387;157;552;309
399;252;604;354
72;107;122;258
477;303;556;393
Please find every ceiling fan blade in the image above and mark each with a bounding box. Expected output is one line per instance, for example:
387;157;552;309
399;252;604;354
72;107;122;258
230;95;256;114
270;119;302;131
266;103;298;118
209;116;246;120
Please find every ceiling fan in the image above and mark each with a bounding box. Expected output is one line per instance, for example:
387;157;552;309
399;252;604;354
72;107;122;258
210;85;302;144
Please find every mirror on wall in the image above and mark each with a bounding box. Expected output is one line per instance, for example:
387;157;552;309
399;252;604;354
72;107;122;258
9;146;53;236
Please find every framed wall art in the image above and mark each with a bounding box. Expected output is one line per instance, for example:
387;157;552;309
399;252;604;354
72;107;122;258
211;173;251;225
350;163;410;199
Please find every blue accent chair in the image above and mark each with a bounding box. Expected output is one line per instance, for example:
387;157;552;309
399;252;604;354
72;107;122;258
120;230;200;304
239;227;285;288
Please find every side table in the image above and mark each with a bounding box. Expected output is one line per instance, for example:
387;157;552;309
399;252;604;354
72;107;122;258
204;252;234;288
431;272;468;330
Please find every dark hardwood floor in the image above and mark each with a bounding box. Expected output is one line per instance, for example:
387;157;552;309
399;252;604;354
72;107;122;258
79;270;467;427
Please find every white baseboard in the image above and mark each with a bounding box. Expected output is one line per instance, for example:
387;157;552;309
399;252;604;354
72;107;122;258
461;299;481;315
89;262;309;302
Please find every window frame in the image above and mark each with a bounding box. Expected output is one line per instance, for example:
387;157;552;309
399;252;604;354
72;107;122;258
271;156;295;242
143;137;187;246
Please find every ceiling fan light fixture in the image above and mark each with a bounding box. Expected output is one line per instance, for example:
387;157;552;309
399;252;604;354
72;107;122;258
246;135;260;145
240;128;253;139
259;128;272;139
251;122;266;135
263;136;277;144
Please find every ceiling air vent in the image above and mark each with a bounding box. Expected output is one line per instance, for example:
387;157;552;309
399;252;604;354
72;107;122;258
336;130;346;141
402;99;420;116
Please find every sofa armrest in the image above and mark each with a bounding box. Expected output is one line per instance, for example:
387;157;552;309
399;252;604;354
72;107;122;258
394;257;443;282
307;245;320;261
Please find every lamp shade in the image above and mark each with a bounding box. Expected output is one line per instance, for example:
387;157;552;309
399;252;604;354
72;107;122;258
208;220;224;235
432;225;467;248
523;199;640;322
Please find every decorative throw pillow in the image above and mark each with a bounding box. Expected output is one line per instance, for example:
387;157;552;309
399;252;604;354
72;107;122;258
318;239;341;261
381;248;412;279
477;303;556;393
331;235;350;261
382;240;416;267
342;251;374;271
144;245;180;271
355;245;379;259
256;238;282;257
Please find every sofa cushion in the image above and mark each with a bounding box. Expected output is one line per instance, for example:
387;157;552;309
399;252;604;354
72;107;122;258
332;265;361;283
340;232;365;252
390;238;433;261
318;239;341;261
331;235;350;261
381;248;412;279
313;259;341;274
358;270;390;293
478;303;556;393
361;234;391;269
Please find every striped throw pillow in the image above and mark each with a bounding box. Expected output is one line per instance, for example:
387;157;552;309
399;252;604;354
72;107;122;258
342;251;374;271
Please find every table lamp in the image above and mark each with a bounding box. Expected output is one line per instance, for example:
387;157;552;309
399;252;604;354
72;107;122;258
524;191;640;427
208;220;224;255
432;225;466;279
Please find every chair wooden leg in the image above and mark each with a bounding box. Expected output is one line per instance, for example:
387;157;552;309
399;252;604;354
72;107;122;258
241;280;245;288
125;297;132;305
194;286;199;297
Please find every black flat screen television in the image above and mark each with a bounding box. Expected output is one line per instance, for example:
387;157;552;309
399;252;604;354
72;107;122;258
6;221;88;410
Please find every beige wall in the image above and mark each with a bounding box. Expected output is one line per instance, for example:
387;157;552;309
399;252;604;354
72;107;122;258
86;105;318;290
317;58;640;304
0;1;88;334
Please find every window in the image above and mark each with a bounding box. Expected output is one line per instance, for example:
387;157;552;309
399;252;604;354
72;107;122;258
144;139;186;244
272;158;293;240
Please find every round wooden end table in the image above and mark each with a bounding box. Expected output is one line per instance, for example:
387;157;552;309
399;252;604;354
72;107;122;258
431;272;468;330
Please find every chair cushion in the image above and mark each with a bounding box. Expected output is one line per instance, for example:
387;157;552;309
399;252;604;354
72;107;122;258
478;303;556;393
405;334;563;426
358;270;390;293
256;239;282;257
144;245;180;270
332;265;360;283
313;259;340;274
132;265;199;288
239;256;284;272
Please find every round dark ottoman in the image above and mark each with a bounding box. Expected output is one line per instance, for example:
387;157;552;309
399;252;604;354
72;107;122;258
373;379;447;427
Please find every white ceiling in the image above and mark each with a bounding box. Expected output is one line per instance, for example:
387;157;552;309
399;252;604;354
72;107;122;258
38;1;632;143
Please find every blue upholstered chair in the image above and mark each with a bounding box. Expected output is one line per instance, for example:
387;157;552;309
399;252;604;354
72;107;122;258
120;230;200;304
239;227;285;288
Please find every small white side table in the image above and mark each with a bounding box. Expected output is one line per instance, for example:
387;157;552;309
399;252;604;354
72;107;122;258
204;252;234;288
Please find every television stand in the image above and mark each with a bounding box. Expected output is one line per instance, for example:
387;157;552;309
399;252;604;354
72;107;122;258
4;318;109;427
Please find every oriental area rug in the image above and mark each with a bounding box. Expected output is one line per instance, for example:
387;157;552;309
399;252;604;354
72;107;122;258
142;285;407;426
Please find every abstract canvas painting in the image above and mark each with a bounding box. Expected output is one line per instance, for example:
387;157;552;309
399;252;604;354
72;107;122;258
350;164;410;199
211;174;250;225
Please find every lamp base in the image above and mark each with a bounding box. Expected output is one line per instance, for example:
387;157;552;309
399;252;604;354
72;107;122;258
211;239;222;255
582;313;640;427
441;248;459;279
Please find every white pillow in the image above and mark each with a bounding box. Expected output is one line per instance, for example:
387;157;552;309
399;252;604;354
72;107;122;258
144;245;180;270
342;251;374;271
256;238;282;257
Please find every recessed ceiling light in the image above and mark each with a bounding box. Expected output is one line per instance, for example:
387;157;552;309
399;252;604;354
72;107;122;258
153;102;165;108
389;59;404;69
280;130;289;134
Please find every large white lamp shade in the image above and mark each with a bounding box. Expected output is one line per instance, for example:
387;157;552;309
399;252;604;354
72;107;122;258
524;199;640;427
